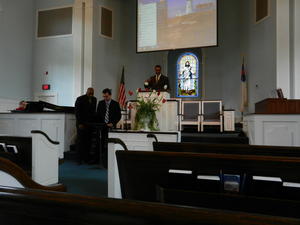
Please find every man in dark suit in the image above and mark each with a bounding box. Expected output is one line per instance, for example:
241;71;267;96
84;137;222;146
96;88;121;167
144;65;170;91
75;87;97;164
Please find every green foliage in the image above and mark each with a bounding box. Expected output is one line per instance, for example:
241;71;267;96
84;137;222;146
134;92;162;131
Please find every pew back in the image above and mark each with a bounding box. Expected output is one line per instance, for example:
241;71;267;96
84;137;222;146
116;151;300;211
153;142;300;157
0;186;299;225
157;186;300;218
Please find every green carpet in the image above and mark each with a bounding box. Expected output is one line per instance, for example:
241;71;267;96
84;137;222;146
59;160;108;197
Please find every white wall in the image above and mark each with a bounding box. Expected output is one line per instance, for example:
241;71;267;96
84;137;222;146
204;0;242;114
32;0;75;106
276;0;290;98
0;0;34;102
241;0;277;113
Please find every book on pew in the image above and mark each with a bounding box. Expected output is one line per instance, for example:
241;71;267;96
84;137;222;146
223;174;240;193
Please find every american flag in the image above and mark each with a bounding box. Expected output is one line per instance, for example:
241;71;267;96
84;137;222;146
118;67;126;109
240;57;248;112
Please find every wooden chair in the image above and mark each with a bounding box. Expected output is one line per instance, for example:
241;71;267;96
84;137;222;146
117;110;128;129
179;101;201;132
201;100;223;132
122;101;136;130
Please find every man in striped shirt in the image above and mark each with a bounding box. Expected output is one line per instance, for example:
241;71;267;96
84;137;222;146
96;88;121;167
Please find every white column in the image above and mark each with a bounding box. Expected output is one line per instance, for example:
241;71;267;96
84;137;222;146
73;0;85;101
276;0;290;98
83;0;94;91
292;0;300;98
73;0;95;101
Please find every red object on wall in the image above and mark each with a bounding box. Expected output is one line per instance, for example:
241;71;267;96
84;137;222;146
42;84;51;90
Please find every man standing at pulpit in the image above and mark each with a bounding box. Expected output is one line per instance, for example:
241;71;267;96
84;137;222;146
144;65;170;91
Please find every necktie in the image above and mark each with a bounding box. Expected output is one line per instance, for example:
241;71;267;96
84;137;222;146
105;102;110;123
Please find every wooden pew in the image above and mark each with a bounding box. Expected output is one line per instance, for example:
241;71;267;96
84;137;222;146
116;150;300;218
153;142;300;199
0;157;65;192
0;130;60;185
0;136;32;172
0;186;299;225
153;142;300;157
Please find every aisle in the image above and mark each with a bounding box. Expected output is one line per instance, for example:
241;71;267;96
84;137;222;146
59;160;107;197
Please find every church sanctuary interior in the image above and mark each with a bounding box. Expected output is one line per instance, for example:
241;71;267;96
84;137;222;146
0;0;300;224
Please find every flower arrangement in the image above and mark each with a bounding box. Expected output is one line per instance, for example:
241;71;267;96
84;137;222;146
128;89;166;131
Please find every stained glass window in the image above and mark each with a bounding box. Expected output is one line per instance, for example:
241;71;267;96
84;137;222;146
176;52;199;98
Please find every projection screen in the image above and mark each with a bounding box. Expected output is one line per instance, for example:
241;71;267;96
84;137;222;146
137;0;218;52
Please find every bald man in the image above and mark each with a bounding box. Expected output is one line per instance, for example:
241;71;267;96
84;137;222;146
75;88;97;164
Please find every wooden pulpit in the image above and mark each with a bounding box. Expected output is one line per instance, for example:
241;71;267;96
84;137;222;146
255;98;300;114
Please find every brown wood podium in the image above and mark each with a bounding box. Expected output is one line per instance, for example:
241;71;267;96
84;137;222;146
255;98;300;114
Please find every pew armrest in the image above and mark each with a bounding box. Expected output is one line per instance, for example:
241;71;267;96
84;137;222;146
147;134;158;143
108;138;128;151
0;157;66;192
31;130;59;145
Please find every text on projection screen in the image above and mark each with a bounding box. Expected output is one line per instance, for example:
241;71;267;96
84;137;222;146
137;0;217;52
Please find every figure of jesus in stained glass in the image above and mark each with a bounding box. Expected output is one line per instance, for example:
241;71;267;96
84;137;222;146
177;53;199;97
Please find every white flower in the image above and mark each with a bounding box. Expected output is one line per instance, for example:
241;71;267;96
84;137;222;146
153;90;156;93
144;81;149;86
164;85;168;90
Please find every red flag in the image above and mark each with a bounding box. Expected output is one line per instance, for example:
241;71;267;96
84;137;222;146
241;60;246;82
118;67;126;109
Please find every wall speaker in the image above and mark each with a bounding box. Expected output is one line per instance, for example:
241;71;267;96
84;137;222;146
100;6;113;39
37;7;73;38
255;0;270;23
